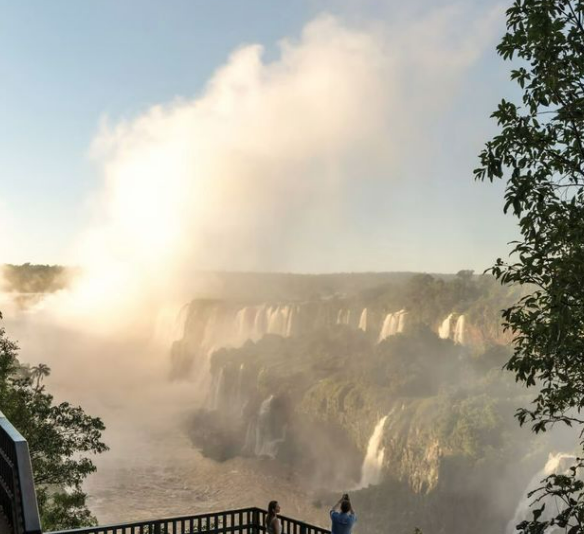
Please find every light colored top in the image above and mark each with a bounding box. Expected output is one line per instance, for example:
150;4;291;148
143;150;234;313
267;516;281;534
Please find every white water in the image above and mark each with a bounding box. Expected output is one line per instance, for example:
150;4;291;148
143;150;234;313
358;308;368;332
438;313;452;339
453;315;465;345
356;415;388;488
507;453;578;534
249;395;287;458
378;310;406;342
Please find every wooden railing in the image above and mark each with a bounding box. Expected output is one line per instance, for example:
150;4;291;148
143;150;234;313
48;508;330;534
0;411;42;534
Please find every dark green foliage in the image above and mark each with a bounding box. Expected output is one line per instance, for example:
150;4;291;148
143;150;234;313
476;0;584;531
1;263;74;293
0;312;108;530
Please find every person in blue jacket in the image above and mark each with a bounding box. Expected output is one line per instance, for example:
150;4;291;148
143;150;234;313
330;493;357;534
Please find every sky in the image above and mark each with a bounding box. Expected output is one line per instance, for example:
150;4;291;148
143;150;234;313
0;0;520;274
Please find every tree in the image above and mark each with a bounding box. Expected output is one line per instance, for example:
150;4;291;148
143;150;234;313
0;312;108;531
475;0;584;531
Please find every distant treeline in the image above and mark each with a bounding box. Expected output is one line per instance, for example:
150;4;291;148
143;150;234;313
1;263;76;293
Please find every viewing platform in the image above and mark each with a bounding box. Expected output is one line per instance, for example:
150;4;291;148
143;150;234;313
0;412;330;534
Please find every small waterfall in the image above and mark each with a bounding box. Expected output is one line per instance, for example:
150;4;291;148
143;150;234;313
153;303;188;347
453;315;465;345
507;453;578;534
438;313;453;339
236;363;245;409
210;367;225;410
285;305;297;337
336;309;351;326
378;310;406;342
253;304;268;340
235;307;247;341
358;308;368;332
202;307;220;348
253;395;286;458
397;311;406;333
356;415;388;488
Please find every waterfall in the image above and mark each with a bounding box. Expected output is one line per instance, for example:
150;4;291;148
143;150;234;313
356;415;388;488
453;314;465;345
358;308;368;332
507;453;578;534
397;311;406;333
253;304;268;340
236;363;245;409
336;309;351;325
285;306;297;337
235;307;246;341
202;307;220;348
210;367;225;410
378;310;406;342
153;303;188;347
253;395;286;458
438;313;453;339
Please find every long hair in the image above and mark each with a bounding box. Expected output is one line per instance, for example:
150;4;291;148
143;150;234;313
266;500;279;529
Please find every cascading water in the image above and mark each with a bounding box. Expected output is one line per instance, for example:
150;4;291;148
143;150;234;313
453;315;465;345
236;363;245;410
253;304;268;340
438;313;453;339
355;415;388;489
250;395;287;458
153;303;189;347
378;310;406;342
507;453;578;534
358;308;368;332
210;367;225;410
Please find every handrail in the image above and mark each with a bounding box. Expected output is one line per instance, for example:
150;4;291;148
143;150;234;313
48;507;330;534
0;411;42;534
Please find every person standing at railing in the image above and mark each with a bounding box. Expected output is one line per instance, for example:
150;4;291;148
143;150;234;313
266;500;281;534
330;493;357;534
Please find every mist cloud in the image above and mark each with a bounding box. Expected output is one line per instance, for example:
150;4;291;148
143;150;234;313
50;8;501;332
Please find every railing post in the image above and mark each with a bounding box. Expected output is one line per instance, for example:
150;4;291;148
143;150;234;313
252;509;260;534
0;411;41;534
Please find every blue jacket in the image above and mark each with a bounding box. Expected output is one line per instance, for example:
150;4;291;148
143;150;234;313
330;510;357;534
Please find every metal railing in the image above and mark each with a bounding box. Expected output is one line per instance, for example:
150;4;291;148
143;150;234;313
48;508;330;534
0;411;42;534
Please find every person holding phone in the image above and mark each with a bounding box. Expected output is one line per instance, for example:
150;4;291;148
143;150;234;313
330;493;357;534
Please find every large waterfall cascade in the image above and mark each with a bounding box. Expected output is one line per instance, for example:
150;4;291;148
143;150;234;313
356;415;388;489
507;453;578;534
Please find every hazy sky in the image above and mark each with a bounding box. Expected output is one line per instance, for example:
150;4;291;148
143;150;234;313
0;0;519;273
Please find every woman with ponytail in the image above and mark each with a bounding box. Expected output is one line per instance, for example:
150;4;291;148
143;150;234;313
265;500;281;534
